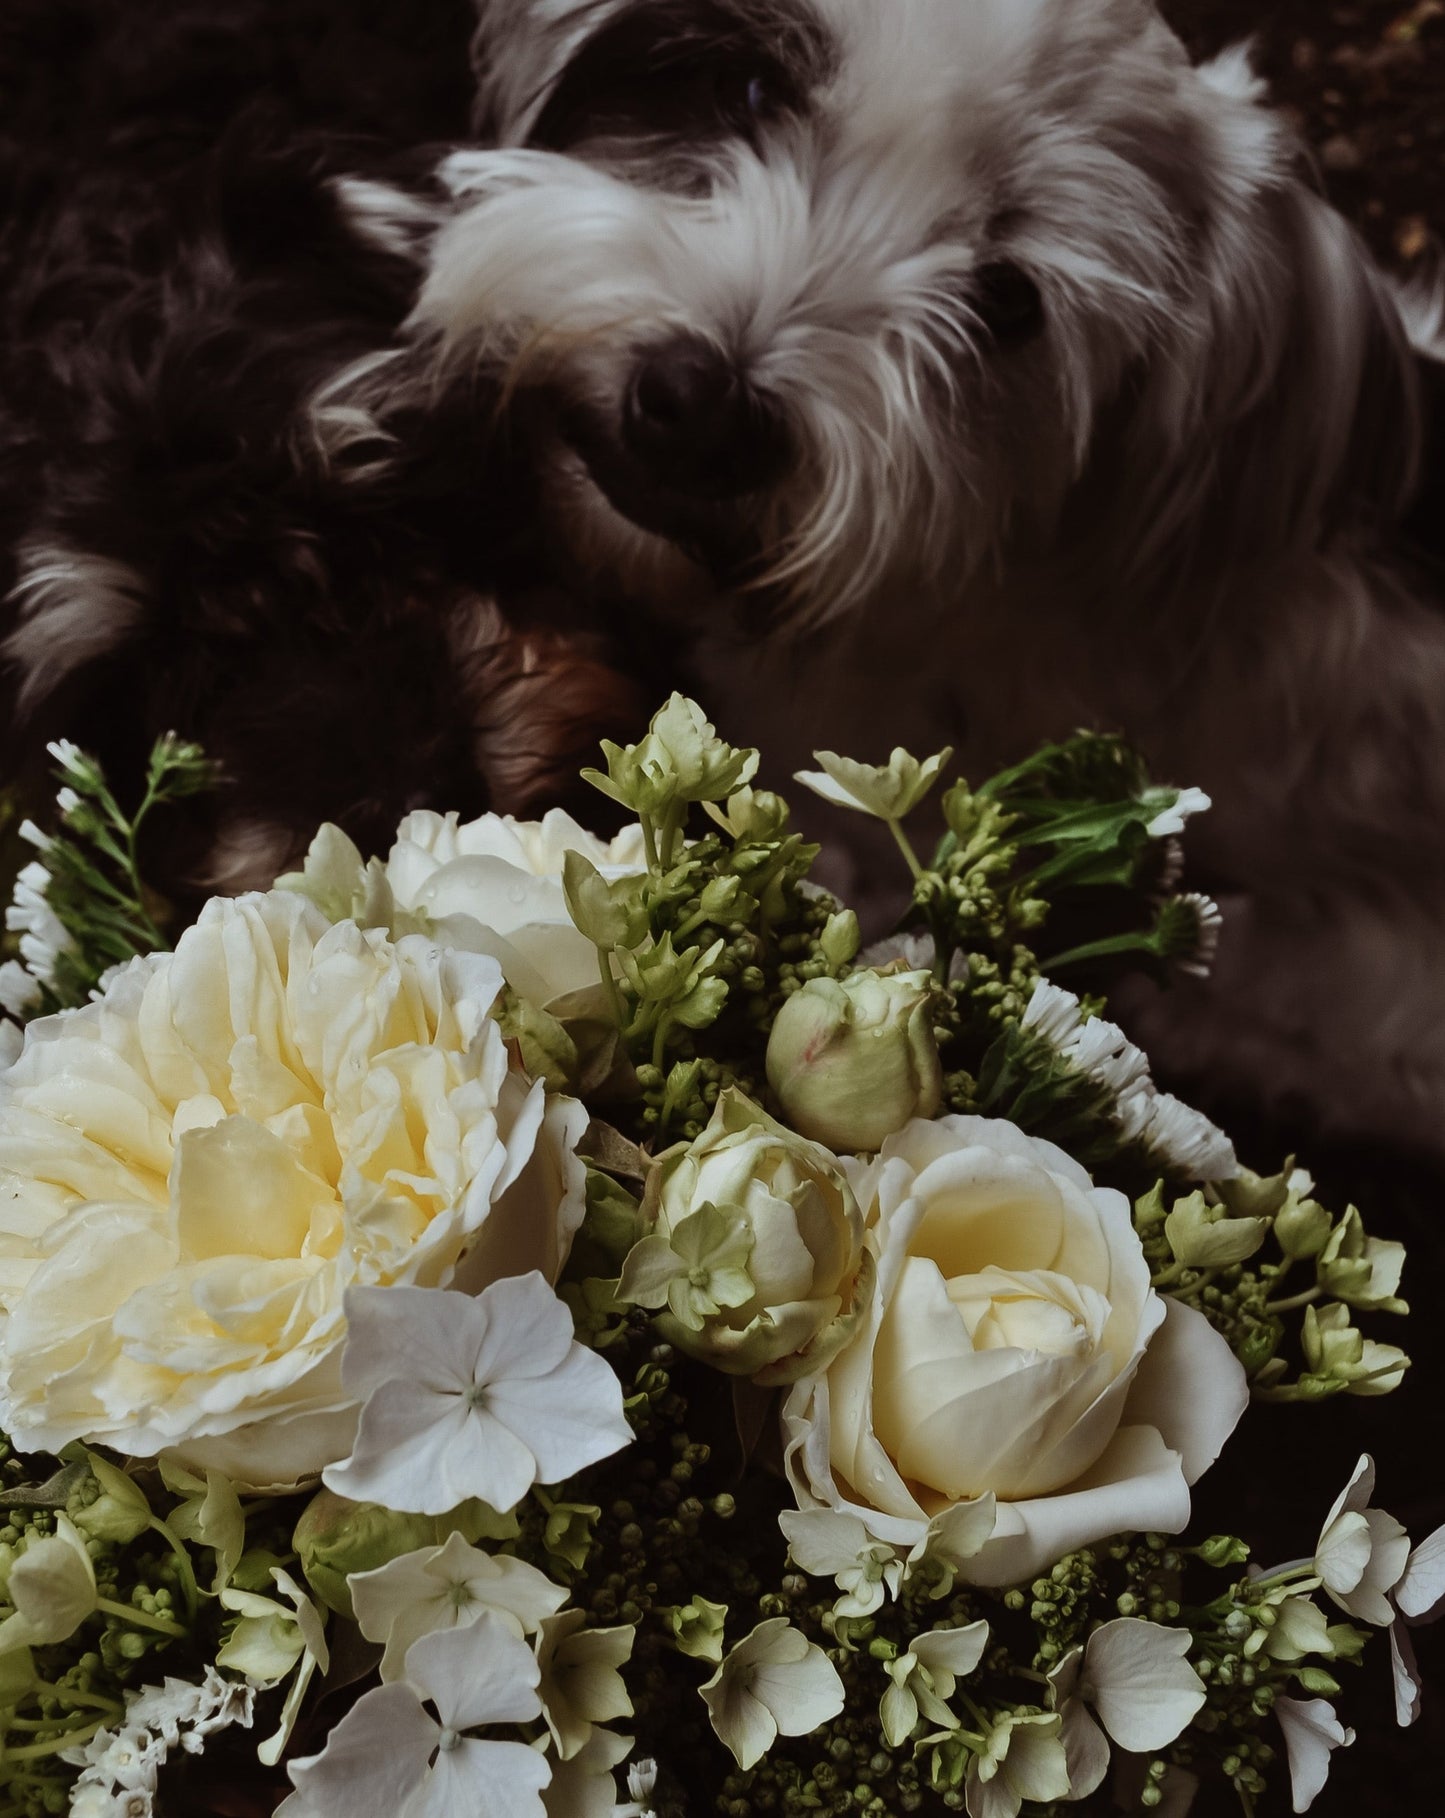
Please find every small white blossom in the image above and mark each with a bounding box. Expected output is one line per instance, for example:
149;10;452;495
1142;786;1212;840
541;1726;634;1818
879;1622;989;1747
351;1528;568;1681
66;1666;255;1812
1274;1696;1354;1812
217;1569;329;1766
794;746;952;822
1314;1455;1410;1626
778;1509;903;1617
964;1710;1071;1818
325;1273;632;1517
279;1614;551;1818
700;1619;845;1771
612;1756;659;1818
0;1513;97;1653
534;1611;635;1760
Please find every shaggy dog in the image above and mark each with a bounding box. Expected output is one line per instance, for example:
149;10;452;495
3;0;1444;1153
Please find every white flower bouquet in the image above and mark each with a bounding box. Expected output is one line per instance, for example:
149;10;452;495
0;704;1438;1818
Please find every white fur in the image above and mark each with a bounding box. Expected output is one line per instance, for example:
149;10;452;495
4;543;149;711
420;0;1445;1150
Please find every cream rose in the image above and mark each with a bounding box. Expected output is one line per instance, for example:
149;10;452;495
783;1115;1247;1586
383;808;646;1007
0;891;585;1490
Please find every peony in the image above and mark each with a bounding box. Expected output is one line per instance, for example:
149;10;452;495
0;890;584;1489
619;1090;868;1382
783;1115;1247;1585
384;808;646;1007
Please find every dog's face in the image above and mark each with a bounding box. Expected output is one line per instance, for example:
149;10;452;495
409;0;1385;630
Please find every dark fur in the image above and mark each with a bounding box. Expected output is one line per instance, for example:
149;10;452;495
0;0;650;897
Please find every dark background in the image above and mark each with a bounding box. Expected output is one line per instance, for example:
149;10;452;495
1;3;1442;1814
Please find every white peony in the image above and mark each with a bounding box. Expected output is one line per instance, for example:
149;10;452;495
0;890;584;1489
384;808;646;1007
783;1115;1247;1586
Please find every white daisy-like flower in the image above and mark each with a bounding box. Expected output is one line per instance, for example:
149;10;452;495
1274;1696;1355;1812
700;1618;844;1771
351;1529;567;1681
1173;892;1224;979
4;858;73;987
279;1614;551;1818
324;1273;633;1516
0;959;41;1019
1020;981;1236;1181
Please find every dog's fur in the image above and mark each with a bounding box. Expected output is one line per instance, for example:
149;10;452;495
3;0;1445;1153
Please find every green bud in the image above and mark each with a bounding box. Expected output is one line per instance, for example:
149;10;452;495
1164;1192;1269;1268
667;1594;728;1663
1195;1535;1251;1569
562;851;649;951
538;1495;600;1573
703;786;791;843
1273;1192;1333;1261
1294;1667;1341;1697
1214;1163;1297;1222
765;969;943;1155
70;1454;152;1546
293;1491;438;1618
1316;1208;1408;1314
819;910;862;971
1301;1303;1410;1396
584;694;759;815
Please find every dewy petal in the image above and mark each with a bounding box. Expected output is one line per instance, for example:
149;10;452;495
1274;1697;1354;1814
1082;1620;1206;1751
277;1682;435;1818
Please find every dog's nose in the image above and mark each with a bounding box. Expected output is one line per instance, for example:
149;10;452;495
624;335;789;496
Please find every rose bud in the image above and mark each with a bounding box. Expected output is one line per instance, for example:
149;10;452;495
618;1090;868;1384
765;969;943;1154
294;1490;438;1618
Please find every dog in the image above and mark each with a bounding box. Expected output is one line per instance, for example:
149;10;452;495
383;0;1442;1158
4;0;1445;1158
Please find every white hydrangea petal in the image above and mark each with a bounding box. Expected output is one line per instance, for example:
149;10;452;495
1057;1700;1110;1801
1082;1619;1206;1751
911;1621;990;1680
406;1616;544;1733
778;1510;875;1577
1396;1521;1445;1621
1391;1618;1422;1727
278;1683;434;1818
418;1738;551;1818
1274;1697;1354;1813
338;1286;478;1402
541;1727;634;1818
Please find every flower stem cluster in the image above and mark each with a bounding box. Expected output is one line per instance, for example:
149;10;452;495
1135;1164;1411;1399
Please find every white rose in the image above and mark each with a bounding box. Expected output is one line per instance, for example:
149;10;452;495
782;1115;1247;1586
384;808;646;1007
0;891;584;1490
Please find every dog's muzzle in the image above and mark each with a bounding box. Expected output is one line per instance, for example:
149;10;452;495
622;334;792;500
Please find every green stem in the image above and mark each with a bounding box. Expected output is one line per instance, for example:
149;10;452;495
95;1595;187;1638
29;1682;123;1715
640;814;661;875
651;1013;672;1075
1267;1287;1323;1315
148;1517;201;1621
887;819;924;881
1;1718;105;1762
1171;1268;1221;1303
597;948;626;1029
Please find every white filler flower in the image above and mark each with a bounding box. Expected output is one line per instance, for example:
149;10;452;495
0;891;580;1490
700;1619;844;1771
325;1273;632;1516
1314;1454;1410;1627
279;1614;551;1818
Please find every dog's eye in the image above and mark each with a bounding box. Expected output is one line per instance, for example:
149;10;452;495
972;262;1045;344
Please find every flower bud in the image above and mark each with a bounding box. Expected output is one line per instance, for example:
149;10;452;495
765;970;943;1154
1163;1192;1269;1268
293;1491;438;1618
1273;1191;1333;1261
618;1089;868;1383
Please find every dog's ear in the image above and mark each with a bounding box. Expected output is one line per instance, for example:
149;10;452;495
1110;180;1422;595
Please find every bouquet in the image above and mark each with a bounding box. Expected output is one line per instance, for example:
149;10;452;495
0;700;1438;1818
